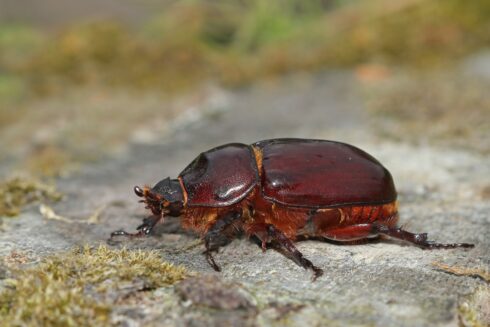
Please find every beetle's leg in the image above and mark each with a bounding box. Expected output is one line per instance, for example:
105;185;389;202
373;224;475;249
135;214;165;235
203;211;242;272
253;224;323;281
246;223;270;252
110;215;162;238
320;223;474;249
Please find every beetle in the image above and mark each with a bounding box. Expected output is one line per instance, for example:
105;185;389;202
111;138;474;279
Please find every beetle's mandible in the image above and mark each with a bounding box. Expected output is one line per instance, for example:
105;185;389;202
111;138;474;280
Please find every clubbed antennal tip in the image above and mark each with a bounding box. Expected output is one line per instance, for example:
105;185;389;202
134;186;144;197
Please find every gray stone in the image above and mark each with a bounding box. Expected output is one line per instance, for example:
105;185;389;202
1;69;488;326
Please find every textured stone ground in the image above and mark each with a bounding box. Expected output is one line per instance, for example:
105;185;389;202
1;66;489;326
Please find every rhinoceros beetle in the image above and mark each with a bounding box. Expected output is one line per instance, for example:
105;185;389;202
111;138;474;280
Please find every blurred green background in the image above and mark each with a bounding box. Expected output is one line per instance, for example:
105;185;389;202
1;0;489;178
0;3;489;324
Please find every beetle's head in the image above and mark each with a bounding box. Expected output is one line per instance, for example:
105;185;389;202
134;177;184;218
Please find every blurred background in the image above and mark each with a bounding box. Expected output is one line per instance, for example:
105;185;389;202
1;2;490;326
0;0;489;208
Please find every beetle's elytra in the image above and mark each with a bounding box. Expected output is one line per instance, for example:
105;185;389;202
112;138;474;279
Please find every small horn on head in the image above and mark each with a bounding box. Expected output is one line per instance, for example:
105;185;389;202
134;186;144;197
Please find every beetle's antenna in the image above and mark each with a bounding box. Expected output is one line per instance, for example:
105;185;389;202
134;186;144;197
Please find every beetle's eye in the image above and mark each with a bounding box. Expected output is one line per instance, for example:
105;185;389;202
134;186;144;197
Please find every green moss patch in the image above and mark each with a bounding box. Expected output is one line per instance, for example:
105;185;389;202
2;0;489;98
0;245;187;327
0;177;62;217
459;285;490;327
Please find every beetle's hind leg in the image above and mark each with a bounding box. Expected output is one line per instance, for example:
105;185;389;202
373;224;474;249
320;222;474;249
250;224;323;281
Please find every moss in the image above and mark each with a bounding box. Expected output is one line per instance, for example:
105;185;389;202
0;74;26;106
458;285;490;327
0;177;62;217
24;145;75;177
323;0;490;67
2;0;488;97
0;245;187;327
0;23;45;69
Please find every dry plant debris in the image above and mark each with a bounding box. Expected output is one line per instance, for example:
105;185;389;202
39;203;107;225
432;261;490;283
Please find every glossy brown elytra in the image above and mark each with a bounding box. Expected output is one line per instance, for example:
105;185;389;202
111;138;474;280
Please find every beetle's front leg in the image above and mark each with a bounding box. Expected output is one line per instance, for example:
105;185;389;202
250;224;324;281
203;210;242;272
110;215;162;238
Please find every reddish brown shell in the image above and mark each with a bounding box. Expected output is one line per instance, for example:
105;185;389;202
254;139;397;208
179;143;259;207
179;139;396;209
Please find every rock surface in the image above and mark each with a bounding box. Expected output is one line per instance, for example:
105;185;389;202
1;69;489;326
